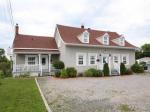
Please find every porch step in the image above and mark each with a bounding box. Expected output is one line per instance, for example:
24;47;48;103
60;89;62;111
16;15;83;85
111;69;119;76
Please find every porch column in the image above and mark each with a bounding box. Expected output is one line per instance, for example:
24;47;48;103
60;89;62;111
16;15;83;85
38;54;42;76
48;54;51;73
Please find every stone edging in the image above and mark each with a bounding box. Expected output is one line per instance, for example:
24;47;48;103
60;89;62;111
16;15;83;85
35;78;53;112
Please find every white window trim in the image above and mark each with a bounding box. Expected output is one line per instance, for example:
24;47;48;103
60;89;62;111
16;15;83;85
113;54;120;65
25;55;38;65
120;36;125;46
88;53;97;65
103;33;109;45
121;54;129;65
76;53;86;66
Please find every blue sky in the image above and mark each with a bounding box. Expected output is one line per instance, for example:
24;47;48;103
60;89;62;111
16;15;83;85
0;0;150;51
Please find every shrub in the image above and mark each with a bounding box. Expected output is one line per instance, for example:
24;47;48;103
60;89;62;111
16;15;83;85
125;69;133;75
54;70;61;77
52;60;65;69
0;62;12;77
131;62;144;73
0;70;4;79
97;70;103;77
66;67;77;77
84;68;102;77
60;69;68;78
103;63;110;76
84;69;93;77
120;63;127;75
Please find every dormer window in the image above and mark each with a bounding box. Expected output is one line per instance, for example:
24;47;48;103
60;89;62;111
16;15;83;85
103;33;109;45
83;31;89;43
78;30;89;43
120;36;125;46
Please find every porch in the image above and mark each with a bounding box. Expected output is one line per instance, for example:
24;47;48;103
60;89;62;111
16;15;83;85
13;53;59;76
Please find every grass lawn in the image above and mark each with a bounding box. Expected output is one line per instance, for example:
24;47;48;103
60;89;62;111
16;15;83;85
0;78;47;112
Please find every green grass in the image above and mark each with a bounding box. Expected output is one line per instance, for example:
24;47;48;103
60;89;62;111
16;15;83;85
0;78;47;112
118;104;135;112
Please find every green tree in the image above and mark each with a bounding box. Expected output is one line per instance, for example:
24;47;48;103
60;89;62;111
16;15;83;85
103;63;110;76
141;44;150;52
120;63;127;75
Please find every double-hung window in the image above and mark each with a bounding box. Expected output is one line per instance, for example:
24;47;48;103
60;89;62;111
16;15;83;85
76;53;86;66
103;34;109;45
88;53;97;65
26;55;37;65
121;54;129;65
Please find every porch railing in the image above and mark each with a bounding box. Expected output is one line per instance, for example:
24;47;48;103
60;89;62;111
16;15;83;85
15;64;40;73
14;64;54;73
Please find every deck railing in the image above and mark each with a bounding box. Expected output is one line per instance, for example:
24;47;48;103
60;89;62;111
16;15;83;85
15;64;40;73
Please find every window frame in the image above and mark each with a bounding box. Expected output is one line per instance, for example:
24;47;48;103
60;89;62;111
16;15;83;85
121;54;129;65
113;54;120;64
103;34;109;45
25;55;37;65
120;37;125;46
76;53;86;66
88;53;97;65
82;31;89;43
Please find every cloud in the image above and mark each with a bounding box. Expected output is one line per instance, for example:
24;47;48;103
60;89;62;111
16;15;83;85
0;0;150;50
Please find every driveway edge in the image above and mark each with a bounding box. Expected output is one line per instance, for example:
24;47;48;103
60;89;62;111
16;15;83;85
35;78;52;112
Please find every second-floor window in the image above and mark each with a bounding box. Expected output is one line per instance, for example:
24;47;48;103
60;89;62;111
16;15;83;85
103;35;109;45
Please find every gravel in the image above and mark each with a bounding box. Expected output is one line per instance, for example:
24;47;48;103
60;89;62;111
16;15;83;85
38;74;150;112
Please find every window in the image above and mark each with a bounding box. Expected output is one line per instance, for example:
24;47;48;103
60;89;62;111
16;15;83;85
28;57;36;65
82;31;89;43
88;53;97;65
121;54;129;65
113;54;120;64
103;34;109;45
120;37;125;46
42;58;46;65
76;53;86;66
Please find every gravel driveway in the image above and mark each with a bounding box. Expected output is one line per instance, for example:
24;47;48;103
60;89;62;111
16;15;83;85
38;74;150;112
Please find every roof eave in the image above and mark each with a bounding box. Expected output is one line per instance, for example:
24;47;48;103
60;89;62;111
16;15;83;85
65;43;137;50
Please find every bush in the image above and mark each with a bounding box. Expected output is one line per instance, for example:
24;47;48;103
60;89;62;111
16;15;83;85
84;68;102;77
54;70;61;77
84;69;93;77
66;67;77;77
125;69;133;75
97;70;103;77
60;69;68;78
0;62;12;77
131;62;144;73
52;60;65;69
103;63;110;76
0;70;4;79
120;63;127;75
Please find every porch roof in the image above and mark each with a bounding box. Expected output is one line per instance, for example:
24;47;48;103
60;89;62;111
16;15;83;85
13;34;58;49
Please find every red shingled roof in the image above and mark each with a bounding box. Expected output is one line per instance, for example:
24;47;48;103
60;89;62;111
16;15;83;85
57;24;136;48
13;34;58;49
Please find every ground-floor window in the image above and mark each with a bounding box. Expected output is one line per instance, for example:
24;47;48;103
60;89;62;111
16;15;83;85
88;53;97;65
76;53;86;66
26;55;37;65
121;54;129;65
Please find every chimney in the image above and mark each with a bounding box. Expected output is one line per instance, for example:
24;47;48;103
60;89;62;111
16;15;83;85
81;24;84;29
15;23;19;35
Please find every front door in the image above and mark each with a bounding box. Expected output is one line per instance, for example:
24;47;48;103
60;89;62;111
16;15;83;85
112;54;120;74
41;55;48;71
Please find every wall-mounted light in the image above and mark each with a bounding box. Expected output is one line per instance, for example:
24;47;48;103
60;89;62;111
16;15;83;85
109;54;111;57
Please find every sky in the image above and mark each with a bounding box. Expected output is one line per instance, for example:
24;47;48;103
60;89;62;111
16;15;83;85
0;0;150;51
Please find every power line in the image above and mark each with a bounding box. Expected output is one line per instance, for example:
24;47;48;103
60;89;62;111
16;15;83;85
6;0;15;29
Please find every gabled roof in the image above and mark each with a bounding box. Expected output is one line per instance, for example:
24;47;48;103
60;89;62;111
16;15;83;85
57;24;136;48
13;34;58;50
